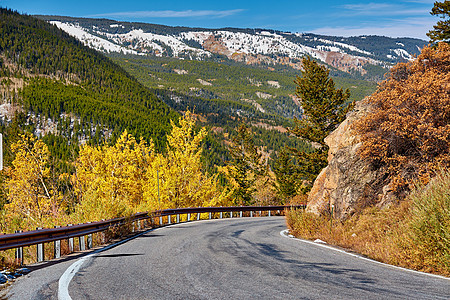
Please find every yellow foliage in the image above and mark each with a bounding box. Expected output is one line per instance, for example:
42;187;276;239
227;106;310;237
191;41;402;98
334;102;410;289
74;131;154;221
144;111;228;210
4;133;66;232
74;112;227;222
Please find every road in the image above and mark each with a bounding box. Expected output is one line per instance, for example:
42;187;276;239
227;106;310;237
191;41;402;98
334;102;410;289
6;217;450;299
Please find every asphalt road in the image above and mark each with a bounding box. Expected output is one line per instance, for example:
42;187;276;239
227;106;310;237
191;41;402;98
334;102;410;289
6;217;450;299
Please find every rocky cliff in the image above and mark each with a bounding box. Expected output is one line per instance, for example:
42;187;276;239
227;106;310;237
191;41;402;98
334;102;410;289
306;99;398;220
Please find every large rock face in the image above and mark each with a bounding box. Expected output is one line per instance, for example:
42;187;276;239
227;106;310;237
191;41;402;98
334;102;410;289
306;99;398;220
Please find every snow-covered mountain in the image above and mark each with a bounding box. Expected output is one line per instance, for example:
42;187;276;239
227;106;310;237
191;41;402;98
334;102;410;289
38;16;427;76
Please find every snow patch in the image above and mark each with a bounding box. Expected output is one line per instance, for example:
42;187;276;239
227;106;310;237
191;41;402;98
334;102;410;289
173;69;188;75
197;79;212;86
256;92;272;99
391;48;412;60
318;39;372;56
267;80;280;88
51;21;138;55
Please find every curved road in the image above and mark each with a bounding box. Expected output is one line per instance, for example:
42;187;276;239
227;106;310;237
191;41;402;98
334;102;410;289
7;217;450;299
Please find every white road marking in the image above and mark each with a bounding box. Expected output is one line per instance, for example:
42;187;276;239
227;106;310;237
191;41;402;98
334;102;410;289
280;229;450;281
58;228;157;300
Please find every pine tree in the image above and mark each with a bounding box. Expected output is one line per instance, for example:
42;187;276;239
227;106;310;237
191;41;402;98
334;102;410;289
427;1;450;44
227;124;267;205
287;56;352;192
272;149;300;202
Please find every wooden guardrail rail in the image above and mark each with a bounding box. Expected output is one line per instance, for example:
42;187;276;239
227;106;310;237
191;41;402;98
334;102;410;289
0;205;305;264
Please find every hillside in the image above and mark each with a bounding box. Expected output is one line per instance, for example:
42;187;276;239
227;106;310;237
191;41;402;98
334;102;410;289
0;9;309;177
36;15;427;81
28;14;385;170
0;8;177;153
109;54;376;121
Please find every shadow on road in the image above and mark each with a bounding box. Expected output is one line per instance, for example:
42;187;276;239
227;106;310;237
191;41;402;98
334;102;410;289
95;253;144;258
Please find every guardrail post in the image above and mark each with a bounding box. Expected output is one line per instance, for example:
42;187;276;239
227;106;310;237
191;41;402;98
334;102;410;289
168;215;171;224
37;227;44;262
259;210;262;217
159;216;163;226
15;246;23;266
187;213;190;221
177;214;180;223
54;226;61;259
230;211;233;218
137;220;141;231
250;211;253;217
197;213;200;221
67;224;74;253
220;212;223;219
87;234;93;249
240;211;242;218
268;210;271;217
79;235;86;251
209;212;212;219
15;230;23;266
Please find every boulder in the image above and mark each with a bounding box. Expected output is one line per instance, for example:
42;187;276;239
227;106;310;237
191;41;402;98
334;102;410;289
306;99;398;220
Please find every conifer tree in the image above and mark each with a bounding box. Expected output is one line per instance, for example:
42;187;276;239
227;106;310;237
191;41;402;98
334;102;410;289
427;1;450;44
272;149;300;202
227;124;267;205
287;56;352;192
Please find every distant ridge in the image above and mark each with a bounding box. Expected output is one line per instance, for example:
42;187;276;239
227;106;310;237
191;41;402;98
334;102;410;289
37;15;427;80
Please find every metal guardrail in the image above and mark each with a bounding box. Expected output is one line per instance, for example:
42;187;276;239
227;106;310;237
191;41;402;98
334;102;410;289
0;205;305;264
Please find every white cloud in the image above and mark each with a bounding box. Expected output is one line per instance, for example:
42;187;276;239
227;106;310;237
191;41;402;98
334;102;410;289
339;2;429;17
89;9;244;19
311;17;435;40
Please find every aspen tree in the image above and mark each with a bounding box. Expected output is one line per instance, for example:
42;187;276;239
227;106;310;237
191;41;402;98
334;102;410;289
74;131;154;221
144;111;226;210
5;133;66;231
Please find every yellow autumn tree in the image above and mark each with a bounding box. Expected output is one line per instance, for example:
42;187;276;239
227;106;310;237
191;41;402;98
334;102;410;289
74;131;154;221
4;133;66;232
144;111;227;211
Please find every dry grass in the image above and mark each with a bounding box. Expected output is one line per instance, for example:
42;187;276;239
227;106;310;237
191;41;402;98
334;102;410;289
286;172;450;276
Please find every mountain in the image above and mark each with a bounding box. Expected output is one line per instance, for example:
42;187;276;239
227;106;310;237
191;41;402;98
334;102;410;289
0;8;177;155
37;15;427;80
0;9;306;176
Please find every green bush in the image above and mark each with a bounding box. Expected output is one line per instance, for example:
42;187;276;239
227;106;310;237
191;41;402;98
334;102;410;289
407;171;450;273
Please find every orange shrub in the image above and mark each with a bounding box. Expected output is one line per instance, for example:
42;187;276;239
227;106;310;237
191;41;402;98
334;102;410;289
355;43;450;194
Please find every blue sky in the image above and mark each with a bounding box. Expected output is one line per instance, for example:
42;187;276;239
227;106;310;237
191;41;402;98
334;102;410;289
1;0;439;40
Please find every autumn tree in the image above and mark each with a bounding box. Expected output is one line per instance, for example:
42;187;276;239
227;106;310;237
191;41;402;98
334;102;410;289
225;124;267;205
74;131;153;221
4;133;67;231
427;0;450;44
355;43;450;194
287;56;352;192
143;111;226;211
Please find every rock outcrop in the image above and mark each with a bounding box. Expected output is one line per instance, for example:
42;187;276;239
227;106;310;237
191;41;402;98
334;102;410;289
306;99;398;220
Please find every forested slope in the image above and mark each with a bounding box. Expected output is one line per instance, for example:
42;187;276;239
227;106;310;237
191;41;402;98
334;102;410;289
0;8;177;151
